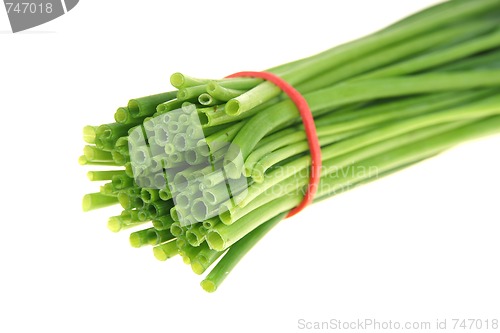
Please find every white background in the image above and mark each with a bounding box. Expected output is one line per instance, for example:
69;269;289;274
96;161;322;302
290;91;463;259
1;1;499;332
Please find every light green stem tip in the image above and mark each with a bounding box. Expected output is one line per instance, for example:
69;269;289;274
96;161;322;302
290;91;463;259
82;193;118;212
200;279;217;293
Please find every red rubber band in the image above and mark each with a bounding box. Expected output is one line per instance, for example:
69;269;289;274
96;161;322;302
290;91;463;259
226;71;322;218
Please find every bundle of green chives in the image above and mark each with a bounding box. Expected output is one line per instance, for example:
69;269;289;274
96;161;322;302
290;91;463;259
81;0;500;292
